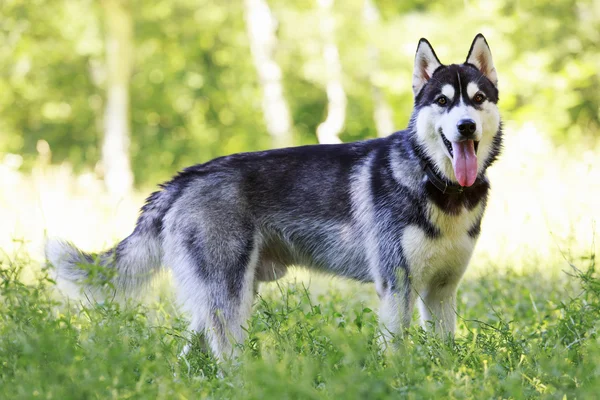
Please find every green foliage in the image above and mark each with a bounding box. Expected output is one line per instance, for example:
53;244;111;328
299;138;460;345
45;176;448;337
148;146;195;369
0;0;103;170
1;0;599;185
1;250;600;398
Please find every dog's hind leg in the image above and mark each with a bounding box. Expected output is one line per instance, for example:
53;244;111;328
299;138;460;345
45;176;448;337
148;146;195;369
203;245;259;362
168;239;259;361
164;202;260;361
164;249;210;357
178;309;208;357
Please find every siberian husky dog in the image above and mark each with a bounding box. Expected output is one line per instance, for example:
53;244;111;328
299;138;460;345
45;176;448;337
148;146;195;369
46;34;502;360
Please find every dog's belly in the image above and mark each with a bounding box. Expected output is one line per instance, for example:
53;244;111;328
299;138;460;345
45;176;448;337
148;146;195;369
401;207;480;289
255;227;372;282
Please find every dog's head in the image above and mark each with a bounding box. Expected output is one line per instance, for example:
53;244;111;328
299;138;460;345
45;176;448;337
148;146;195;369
411;34;501;187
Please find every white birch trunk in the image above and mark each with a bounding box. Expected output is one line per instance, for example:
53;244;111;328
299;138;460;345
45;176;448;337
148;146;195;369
363;0;394;137
316;0;346;144
102;0;134;197
244;0;293;148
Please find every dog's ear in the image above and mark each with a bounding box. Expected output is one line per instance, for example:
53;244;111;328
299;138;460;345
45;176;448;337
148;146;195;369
413;38;443;97
465;34;498;86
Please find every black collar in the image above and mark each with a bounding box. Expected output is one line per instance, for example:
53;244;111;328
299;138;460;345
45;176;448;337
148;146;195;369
420;160;467;194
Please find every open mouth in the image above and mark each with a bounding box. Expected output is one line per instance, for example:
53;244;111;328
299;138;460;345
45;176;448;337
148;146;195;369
441;132;453;157
439;128;480;187
439;129;479;158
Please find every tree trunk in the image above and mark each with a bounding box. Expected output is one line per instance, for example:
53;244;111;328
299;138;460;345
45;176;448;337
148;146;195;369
363;0;394;137
316;0;346;144
244;0;293;148
102;0;134;197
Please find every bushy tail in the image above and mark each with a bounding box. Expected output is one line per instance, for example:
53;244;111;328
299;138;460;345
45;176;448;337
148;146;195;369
45;189;168;297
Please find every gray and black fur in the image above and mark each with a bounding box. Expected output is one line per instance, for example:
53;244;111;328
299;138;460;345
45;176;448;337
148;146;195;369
47;34;503;360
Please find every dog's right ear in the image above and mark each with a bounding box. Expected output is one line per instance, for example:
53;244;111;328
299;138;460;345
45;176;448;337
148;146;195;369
413;38;443;97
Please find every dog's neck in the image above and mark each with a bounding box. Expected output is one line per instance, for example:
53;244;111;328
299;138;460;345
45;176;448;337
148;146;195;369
397;136;491;214
401;130;498;196
419;159;470;194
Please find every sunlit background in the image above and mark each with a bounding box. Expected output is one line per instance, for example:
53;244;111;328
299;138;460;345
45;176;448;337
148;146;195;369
1;0;599;279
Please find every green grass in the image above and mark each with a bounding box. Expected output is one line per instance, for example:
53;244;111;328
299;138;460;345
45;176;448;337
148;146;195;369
1;249;599;399
1;141;598;398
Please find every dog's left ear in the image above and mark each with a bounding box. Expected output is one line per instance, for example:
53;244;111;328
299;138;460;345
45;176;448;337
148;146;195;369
466;34;498;86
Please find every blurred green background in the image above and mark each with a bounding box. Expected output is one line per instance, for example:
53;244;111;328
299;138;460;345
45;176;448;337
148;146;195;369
1;4;600;397
1;0;599;187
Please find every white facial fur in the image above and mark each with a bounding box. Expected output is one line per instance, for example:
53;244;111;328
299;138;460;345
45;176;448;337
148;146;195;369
437;100;482;143
415;81;500;182
466;82;479;98
441;84;455;100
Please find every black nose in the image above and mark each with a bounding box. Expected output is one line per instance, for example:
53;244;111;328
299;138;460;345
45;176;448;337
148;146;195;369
457;119;477;136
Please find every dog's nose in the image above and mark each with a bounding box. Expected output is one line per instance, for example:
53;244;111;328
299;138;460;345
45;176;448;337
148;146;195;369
457;119;477;136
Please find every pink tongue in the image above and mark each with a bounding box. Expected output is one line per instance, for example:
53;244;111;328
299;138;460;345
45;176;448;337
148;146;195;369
451;140;478;187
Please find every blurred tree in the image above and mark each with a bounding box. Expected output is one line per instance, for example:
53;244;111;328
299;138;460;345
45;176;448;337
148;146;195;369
363;0;394;137
244;0;293;148
315;0;346;144
0;0;103;172
102;0;134;197
0;0;599;188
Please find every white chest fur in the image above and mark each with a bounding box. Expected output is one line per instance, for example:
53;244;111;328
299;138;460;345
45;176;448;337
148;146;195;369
401;203;482;289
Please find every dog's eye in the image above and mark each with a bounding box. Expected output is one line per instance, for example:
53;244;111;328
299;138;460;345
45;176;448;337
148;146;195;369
473;93;486;104
436;96;448;106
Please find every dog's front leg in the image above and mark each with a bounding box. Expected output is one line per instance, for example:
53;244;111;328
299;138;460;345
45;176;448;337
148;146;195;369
377;271;415;349
417;281;458;338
